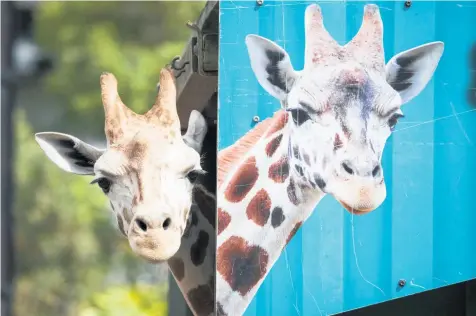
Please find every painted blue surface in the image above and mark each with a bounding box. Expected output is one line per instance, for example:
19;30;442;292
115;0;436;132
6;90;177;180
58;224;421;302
219;1;476;315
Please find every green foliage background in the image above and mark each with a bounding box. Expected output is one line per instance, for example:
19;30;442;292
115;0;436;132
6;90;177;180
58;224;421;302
13;2;205;315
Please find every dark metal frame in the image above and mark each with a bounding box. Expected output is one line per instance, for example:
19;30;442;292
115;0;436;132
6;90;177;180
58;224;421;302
166;2;218;316
170;0;219;132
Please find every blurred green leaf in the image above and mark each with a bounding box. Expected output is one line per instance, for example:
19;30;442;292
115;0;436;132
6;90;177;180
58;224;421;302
33;1;205;138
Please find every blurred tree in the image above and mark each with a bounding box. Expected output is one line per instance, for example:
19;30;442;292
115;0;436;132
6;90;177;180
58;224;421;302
32;1;205;138
14;2;205;315
76;284;168;316
14;109;114;316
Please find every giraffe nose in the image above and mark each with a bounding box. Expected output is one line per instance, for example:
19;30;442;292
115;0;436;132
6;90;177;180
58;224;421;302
133;215;172;233
341;160;382;178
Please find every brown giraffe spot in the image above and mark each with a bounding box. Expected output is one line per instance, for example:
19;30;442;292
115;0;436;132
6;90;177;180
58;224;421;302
224;156;259;203
217;236;269;296
218;208;231;235
187;276;214;316
246;189;271;226
286;221;303;245
190;230;209;266
265;111;288;137
193;186;216;227
268;156;289;183
168;257;185;282
271;207;285;228
265;134;283;157
303;153;311;166
125;141;147;161
287;178;300;205
217;302;227;316
334;134;343;151
218;110;286;188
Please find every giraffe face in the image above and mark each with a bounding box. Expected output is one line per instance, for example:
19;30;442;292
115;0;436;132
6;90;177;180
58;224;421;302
285;63;400;213
245;4;444;213
95;124;204;262
35;69;209;262
35;111;207;262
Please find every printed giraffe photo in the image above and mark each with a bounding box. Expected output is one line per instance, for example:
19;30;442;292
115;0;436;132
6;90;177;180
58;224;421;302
216;3;444;315
34;69;216;316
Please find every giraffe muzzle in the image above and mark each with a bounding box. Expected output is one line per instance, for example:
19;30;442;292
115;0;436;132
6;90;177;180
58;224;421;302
331;177;387;214
128;213;182;262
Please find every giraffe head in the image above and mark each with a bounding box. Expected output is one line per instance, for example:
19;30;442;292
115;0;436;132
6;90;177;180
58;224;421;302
245;4;444;214
35;68;208;262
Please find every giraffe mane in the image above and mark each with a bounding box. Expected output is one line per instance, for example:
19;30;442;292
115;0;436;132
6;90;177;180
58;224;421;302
218;110;287;188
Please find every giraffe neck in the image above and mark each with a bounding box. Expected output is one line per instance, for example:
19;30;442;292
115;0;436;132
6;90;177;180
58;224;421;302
216;110;325;315
168;184;216;316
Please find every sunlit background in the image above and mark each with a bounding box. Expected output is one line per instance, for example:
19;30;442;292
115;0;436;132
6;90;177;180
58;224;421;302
5;2;205;315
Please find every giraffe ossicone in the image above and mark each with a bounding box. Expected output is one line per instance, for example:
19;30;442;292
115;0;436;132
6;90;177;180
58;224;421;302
217;3;444;315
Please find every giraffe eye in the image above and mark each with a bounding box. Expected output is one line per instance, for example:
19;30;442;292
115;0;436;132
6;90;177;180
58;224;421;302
288;108;311;126
388;113;404;131
186;169;204;183
90;177;112;194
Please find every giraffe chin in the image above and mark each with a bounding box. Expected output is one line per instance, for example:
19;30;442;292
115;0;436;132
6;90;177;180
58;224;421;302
338;201;374;215
128;233;181;263
330;180;386;215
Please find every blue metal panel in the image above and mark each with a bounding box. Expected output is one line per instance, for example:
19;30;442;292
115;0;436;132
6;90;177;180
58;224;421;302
219;1;476;315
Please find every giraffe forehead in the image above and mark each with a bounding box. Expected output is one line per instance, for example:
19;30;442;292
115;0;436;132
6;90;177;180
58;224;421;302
293;60;387;98
110;133;196;167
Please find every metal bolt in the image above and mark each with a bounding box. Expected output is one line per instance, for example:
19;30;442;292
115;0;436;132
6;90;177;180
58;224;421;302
404;1;412;8
256;0;264;6
398;279;406;287
253;115;260;122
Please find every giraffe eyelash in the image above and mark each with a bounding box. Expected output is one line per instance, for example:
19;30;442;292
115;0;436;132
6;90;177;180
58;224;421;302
185;169;206;183
90;177;112;194
298;101;322;116
388;113;405;131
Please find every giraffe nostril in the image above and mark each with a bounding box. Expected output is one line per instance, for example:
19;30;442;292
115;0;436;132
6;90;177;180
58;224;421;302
162;218;171;230
135;218;148;232
342;162;354;175
372;165;381;178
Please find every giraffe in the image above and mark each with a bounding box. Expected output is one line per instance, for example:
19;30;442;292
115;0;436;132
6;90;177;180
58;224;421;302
216;4;444;315
34;68;216;316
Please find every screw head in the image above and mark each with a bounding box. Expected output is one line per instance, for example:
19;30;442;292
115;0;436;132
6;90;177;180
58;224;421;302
398;279;406;287
252;115;260;122
256;0;264;5
404;1;412;8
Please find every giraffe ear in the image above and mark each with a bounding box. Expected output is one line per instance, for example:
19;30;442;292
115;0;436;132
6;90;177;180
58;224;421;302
35;132;105;175
182;110;208;154
245;34;298;101
386;41;444;104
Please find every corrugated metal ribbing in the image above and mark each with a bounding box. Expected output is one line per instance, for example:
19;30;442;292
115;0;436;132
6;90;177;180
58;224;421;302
219;1;476;315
